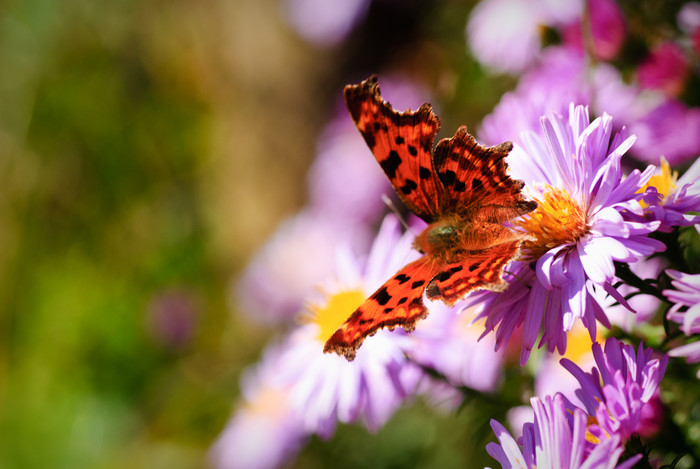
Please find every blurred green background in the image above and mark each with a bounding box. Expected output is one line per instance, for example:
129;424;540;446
0;0;321;467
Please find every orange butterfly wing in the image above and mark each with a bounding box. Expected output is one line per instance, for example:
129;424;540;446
324;76;536;361
323;256;443;361
344;76;443;222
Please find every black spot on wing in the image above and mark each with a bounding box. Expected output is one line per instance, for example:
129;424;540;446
408;145;418;156
361;130;376;149
397;297;408;305
419;166;432;180
372;287;392;306
434;265;464;282
468;262;481;272
395;136;405;145
381;151;402;179
472;178;483;190
453;180;466;192
441;170;456;185
394;273;410;284
411;280;425;289
400;178;418;194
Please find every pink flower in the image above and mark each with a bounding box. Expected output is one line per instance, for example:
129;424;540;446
561;0;626;60
638;42;690;97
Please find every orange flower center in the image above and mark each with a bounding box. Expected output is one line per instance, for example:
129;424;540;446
515;186;590;260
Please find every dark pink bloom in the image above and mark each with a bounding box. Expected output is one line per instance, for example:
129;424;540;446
638;42;689;97
562;0;626;60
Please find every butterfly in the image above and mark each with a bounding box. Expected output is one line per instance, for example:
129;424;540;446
323;76;537;361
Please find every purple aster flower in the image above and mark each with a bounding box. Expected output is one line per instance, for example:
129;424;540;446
269;215;423;436
210;345;308;469
488;338;665;468
466;0;582;74
487;394;640;469
469;104;665;364
663;269;700;376
235;208;371;324
560;338;668;442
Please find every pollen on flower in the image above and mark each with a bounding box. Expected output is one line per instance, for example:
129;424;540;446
515;186;589;260
637;156;678;207
307;290;366;343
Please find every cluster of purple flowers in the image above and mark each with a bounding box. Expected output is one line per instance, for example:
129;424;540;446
215;1;700;468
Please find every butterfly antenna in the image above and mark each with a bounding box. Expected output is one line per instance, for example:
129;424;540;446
381;194;412;232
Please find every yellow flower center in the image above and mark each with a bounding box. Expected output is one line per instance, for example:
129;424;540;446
307;290;366;342
558;323;601;364
515;186;590;261
637;156;677;207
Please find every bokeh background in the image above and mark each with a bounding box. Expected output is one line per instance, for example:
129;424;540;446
1;0;697;468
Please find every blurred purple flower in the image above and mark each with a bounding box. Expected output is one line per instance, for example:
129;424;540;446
270;215;423;436
630;100;700;165
487;394;640;469
533;322;599;407
469;105;664;364
235;208;371;324
479;45;700;165
210;345;308;469
146;289;198;349
560;338;668;441
466;0;582;74
638;42;689;97
678;2;700;36
405;302;504;393
590;256;666;329
664;269;700;376
561;0;626;60
280;0;370;48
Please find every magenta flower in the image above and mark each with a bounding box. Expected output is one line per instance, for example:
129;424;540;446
638;42;690;97
561;0;626;60
210;345;308;469
664;269;700;376
468;105;665;364
560;338;668;441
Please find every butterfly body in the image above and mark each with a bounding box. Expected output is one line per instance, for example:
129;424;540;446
324;76;536;361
